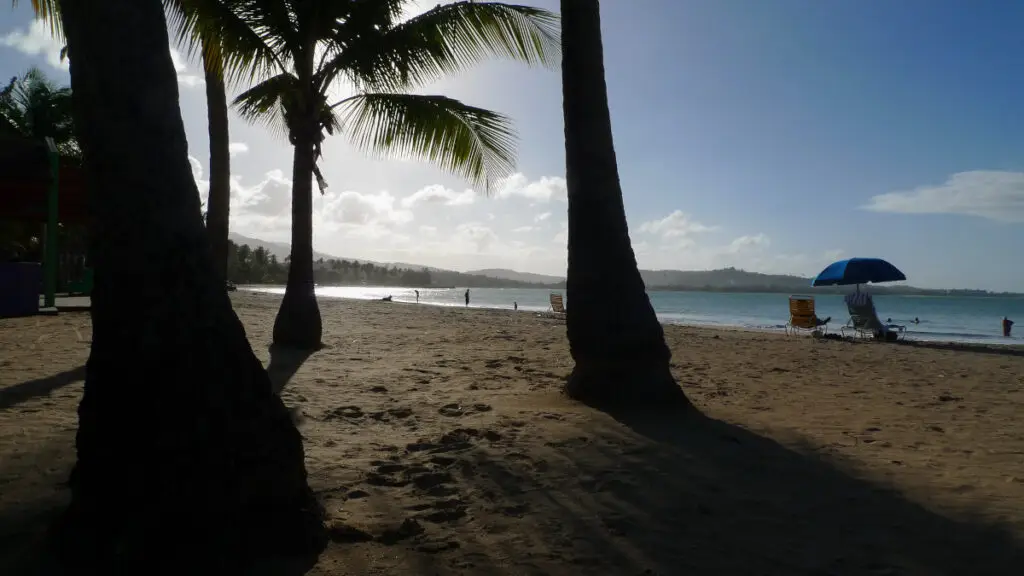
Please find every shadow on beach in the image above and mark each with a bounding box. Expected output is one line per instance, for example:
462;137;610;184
267;345;315;395
0;366;85;411
408;401;1024;575
897;339;1024;358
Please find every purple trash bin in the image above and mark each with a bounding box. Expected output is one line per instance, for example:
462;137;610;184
0;262;41;317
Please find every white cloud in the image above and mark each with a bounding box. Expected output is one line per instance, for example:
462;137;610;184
323;190;414;227
1;22;205;89
0;20;67;70
725;233;770;253
229;142;249;157
823;248;845;261
188;156;205;186
553;220;568;245
188;155;830;278
452;223;499;252
167;48;204;88
401;184;475;208
864;170;1024;222
234;169;292;217
496;173;567;203
639;210;717;239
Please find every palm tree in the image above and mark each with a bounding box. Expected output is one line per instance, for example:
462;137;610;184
0;66;79;259
164;0;276;283
559;0;690;409
225;0;559;350
31;0;325;569
0;66;79;157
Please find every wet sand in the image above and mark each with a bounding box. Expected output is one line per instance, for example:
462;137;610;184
3;290;1024;574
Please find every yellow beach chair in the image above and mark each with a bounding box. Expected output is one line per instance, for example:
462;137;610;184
786;295;828;336
549;293;565;314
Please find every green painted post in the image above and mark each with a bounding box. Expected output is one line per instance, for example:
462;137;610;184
43;137;58;309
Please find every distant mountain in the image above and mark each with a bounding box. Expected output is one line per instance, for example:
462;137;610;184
227;234;1018;295
640;268;811;290
465;266;812;289
467;268;565;285
228;232;343;263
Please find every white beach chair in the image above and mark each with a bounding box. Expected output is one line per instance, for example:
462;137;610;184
841;297;906;341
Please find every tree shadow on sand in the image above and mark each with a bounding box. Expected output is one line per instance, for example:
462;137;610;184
896;339;1024;358
0;351;322;575
267;345;315;395
433;401;1024;575
0;366;86;411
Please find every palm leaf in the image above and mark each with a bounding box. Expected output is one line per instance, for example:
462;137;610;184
0;67;79;155
163;0;285;85
324;2;560;92
232;72;300;141
13;0;63;42
335;93;517;192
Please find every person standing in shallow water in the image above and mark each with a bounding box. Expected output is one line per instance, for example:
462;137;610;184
1004;316;1014;337
464;289;470;307
415;289;419;303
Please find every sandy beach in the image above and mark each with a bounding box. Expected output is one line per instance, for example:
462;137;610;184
3;290;1024;574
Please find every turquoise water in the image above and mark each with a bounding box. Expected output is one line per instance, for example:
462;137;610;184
243;285;1024;345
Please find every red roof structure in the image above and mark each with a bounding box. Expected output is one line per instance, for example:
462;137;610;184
0;135;88;224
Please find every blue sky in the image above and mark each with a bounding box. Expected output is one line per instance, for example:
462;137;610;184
3;1;1024;291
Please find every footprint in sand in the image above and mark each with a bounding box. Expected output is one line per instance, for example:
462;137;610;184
377;518;425;545
389;407;414;418
323;405;363;420
438;403;493;417
369;407;414;422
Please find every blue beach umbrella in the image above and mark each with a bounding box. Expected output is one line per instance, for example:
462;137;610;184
811;257;906;287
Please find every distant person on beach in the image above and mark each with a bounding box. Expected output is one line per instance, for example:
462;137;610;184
465;289;470;307
1004;316;1014;337
514;301;518;311
415;289;419;303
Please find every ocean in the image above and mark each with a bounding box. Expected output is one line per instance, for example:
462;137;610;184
243;285;1024;345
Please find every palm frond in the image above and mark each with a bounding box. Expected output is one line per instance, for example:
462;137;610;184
163;0;286;85
232;72;300;141
234;0;302;65
13;0;64;42
0;66;78;152
335;93;517;192
324;2;560;92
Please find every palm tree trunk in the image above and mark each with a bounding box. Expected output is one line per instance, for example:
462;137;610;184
560;0;690;409
51;0;325;570
203;45;231;284
272;120;322;349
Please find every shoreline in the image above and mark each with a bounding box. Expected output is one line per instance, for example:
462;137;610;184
239;287;1024;349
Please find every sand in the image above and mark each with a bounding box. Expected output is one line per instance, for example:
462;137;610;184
3;290;1024;575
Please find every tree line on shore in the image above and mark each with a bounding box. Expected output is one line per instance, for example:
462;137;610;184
225;240;432;287
226;240;557;289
